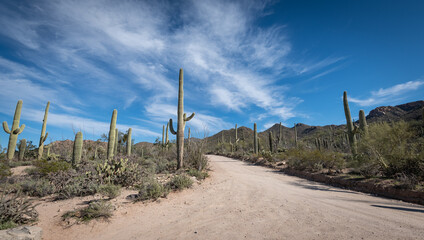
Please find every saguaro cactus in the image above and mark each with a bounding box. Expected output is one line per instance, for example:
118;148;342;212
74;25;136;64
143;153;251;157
269;131;273;153
188;127;191;146
127;128;132;156
3;100;25;160
278;122;283;147
114;128;119;155
107;109;117;159
253;123;258;154
72;131;83;167
165;122;169;145
162;125;165;146
38;101;50;160
359;109;368;136
18;139;26;161
169;68;195;169
343;91;358;155
294;123;298;148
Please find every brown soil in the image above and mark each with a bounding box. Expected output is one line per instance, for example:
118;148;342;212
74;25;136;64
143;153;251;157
35;155;424;239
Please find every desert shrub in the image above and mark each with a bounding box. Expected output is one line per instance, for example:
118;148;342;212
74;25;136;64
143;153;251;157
0;163;12;180
96;158;141;187
0;191;39;229
284;149;345;172
134;179;167;201
56;176;99;200
32;159;71;177
47;169;78;192
98;184;121;199
187;169;208;180
167;174;193;190
8;161;32;168
259;150;274;163
62;200;113;222
185;143;208;170
20;178;55;197
357;121;424;180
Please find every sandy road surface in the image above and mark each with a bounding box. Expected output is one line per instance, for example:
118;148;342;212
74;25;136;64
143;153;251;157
38;155;424;240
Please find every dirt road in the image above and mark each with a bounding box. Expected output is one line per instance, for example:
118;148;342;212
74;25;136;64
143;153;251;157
39;155;424;240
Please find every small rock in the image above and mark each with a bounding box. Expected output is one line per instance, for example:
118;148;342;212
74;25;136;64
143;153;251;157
0;226;43;240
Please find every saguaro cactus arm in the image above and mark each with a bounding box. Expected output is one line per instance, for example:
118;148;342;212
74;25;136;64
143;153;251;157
3;122;11;133
169;118;177;135
184;113;195;122
13;125;25;134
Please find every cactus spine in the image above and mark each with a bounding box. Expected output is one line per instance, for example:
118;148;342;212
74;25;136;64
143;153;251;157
37;101;50;160
18;139;26;160
3;100;25;160
359;109;368;136
169;69;195;169
72;131;83;167
127;128;132;156
253;123;258;154
107;109;117;159
343;91;358;155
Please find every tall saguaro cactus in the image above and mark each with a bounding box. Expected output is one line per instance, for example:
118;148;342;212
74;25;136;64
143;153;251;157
169;68;195;169
127;128;132;156
359;109;368;136
18;139;26;161
162;125;165;146
165;122;169;145
38;101;50;160
294;123;298;148
253;123;258;154
107;109;117;159
269;131;273;153
343;91;358;155
72;132;83;167
278;122;283;146
3;100;25;160
114;128;119;155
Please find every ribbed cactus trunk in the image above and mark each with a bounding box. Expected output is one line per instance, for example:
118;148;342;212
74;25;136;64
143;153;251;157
359;110;368;136
114;128;119;155
343;91;357;155
165;122;169;144
235;124;238;140
162;125;165;146
188;127;191;146
107;109;117;159
169;69;195;169
38;101;50;160
46;145;50;158
253;123;258;154
72;132;83;167
294;123;298;148
278;122;282;146
3;100;25;161
269;131;273;153
126;128;132;156
18;139;26;161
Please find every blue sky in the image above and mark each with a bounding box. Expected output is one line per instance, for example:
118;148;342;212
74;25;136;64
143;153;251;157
1;0;423;146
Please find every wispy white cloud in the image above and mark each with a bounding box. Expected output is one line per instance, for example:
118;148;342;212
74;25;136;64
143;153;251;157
348;80;424;106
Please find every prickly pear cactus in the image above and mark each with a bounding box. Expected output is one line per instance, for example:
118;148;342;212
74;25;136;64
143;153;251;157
107;109;117;159
3;100;25;160
169;69;195;169
72;132;83;167
38;101;50;160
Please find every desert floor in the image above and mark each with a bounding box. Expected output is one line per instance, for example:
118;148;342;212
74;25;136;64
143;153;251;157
36;155;424;240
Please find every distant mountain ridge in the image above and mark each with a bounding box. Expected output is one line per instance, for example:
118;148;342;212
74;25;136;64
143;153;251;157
205;100;424;144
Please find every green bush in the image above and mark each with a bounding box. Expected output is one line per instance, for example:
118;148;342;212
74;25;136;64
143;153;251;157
168;174;193;190
32;159;71;177
0;191;39;229
0;162;12;180
62;200;113;222
135;179;167;201
56;176;99;200
187;169;208;180
20;179;55;197
98;184;121;199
